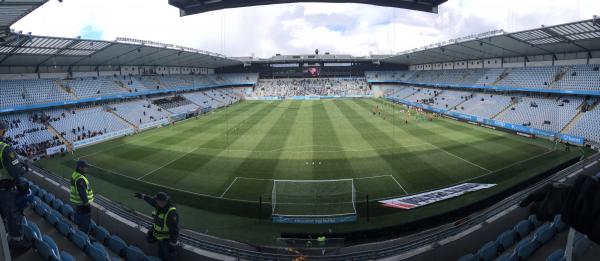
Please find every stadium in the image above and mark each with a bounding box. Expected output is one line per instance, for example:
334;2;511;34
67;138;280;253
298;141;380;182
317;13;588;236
0;0;600;260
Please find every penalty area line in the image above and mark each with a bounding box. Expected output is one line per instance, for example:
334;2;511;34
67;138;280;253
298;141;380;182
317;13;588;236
220;177;239;198
426;142;492;173
137;148;197;180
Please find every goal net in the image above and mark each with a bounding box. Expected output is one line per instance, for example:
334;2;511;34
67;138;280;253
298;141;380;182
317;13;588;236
271;179;357;224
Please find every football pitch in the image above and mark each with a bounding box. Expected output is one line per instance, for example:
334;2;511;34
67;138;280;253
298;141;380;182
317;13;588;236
37;98;584;243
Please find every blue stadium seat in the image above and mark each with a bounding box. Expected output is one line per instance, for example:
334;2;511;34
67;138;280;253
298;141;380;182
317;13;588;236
30;184;39;195
528;214;542;228
70;230;91;250
534;223;557;245
60;204;74;221
94;225;110;245
143;256;162;261
552;215;567;232
125;245;146;261
476;241;499;261
44;192;55;204
573;235;591;258
495;253;518;261
516;238;539;260
34;201;49;217
35;234;60;260
87;242;110;261
45;210;61;226
24;222;42;243
107;235;127;256
56;219;73;237
37;188;47;198
546;249;565;261
60;250;77;261
457;253;478;261
514;220;532;239
51;198;63;210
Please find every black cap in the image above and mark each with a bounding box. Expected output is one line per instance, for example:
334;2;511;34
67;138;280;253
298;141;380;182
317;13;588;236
76;160;89;169
154;192;169;201
0;121;7;131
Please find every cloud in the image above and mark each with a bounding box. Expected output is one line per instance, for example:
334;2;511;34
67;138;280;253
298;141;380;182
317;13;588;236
11;0;600;58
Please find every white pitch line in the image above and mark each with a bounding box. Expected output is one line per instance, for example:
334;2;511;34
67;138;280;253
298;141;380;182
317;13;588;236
426;142;492;173
220;177;239;198
389;175;409;195
354;174;395;180
456;149;554;184
137;148;197;180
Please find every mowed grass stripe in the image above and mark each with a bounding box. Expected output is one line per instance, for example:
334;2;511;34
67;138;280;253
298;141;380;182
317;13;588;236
173;100;294;190
273;101;315;180
362;99;549;171
335;99;453;193
326;100;408;198
74;101;260;159
140;102;277;187
311;101;354;180
221;100;303;200
77;102;263;176
357;99;502;172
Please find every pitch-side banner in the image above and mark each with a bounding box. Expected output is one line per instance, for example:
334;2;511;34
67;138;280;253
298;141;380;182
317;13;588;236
379;183;496;210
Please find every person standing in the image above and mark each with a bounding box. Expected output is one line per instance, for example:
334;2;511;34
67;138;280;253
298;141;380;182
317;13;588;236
135;191;179;261
0;121;29;253
69;160;94;234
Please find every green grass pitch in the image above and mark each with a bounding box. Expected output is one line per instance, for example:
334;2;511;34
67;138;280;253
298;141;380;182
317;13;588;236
37;98;583;244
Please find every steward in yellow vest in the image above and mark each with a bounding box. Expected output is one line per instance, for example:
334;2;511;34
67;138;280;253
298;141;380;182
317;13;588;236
135;191;179;261
69;160;94;234
0;121;26;180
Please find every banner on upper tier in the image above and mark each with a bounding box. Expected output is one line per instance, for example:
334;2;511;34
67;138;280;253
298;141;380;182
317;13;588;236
379;183;496;210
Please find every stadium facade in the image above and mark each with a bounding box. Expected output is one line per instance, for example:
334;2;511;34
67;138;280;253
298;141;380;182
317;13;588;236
1;1;600;260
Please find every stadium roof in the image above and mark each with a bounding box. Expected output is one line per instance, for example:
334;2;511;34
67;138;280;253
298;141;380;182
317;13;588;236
169;0;447;16
383;18;600;65
236;53;372;64
0;0;48;38
0;34;243;68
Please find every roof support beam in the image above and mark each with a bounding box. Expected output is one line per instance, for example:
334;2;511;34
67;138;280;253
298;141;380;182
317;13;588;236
540;27;590;52
36;39;78;67
504;34;557;57
0;34;31;65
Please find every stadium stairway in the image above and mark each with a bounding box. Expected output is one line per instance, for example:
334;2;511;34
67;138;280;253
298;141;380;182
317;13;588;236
108;109;140;133
560;109;586;134
46;123;73;150
54;80;79;100
492;69;511;85
491;99;518;120
113;80;134;93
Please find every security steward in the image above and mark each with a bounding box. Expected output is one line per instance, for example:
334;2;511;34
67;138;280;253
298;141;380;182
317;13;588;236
69;160;94;234
135;191;179;261
0;121;29;253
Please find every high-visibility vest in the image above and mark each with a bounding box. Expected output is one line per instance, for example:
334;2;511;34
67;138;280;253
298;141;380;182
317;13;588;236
69;171;94;204
152;207;177;240
0;142;8;178
0;141;8;168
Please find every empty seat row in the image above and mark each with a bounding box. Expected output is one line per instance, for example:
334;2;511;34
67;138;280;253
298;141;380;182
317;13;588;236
458;215;566;261
26;179;159;261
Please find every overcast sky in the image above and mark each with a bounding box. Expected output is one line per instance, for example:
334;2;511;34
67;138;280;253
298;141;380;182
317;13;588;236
11;0;600;58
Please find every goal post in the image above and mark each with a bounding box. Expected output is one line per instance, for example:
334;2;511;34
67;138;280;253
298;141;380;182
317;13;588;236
271;179;358;224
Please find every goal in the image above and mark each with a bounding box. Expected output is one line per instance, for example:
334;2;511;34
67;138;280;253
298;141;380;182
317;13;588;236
271;179;357;224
